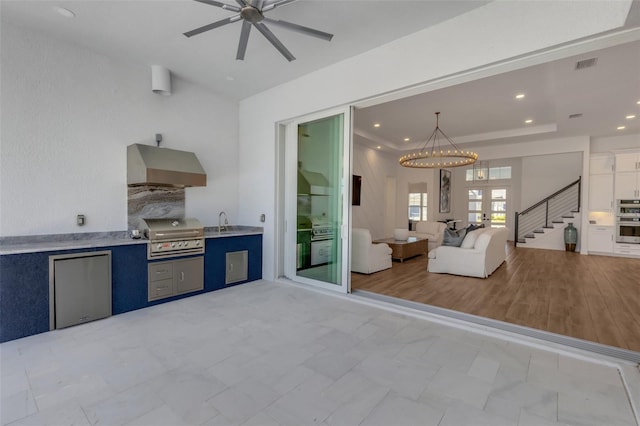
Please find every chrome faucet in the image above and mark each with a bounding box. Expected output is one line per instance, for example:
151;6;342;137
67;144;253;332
218;211;228;234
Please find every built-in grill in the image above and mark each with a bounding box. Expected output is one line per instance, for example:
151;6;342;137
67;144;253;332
143;218;205;259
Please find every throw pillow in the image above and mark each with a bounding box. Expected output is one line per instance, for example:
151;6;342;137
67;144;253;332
466;223;483;233
442;227;467;247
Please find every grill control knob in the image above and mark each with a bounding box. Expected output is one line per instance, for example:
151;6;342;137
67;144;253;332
184;241;189;247
195;240;200;246
171;242;176;248
157;244;162;250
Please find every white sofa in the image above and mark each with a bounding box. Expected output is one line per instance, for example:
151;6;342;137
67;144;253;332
351;228;392;274
409;221;448;251
427;227;508;278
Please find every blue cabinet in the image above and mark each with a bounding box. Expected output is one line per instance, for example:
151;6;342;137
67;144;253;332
0;251;50;342
111;244;148;314
205;234;263;291
0;234;262;343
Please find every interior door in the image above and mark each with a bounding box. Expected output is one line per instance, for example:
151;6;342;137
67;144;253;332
467;186;509;228
283;107;351;293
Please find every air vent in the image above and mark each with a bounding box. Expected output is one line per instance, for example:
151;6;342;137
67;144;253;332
575;57;597;70
569;113;583;119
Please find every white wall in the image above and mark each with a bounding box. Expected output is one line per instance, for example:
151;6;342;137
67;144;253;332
238;1;631;280
351;145;397;240
521;152;583;209
0;23;239;236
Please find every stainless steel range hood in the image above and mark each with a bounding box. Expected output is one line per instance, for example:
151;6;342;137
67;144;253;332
127;143;207;187
298;169;331;195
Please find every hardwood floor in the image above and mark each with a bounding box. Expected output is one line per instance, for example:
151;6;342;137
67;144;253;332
351;245;640;352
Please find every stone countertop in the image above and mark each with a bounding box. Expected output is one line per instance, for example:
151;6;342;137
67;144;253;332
0;226;263;255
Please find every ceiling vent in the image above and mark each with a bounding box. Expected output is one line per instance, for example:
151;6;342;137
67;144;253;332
575;57;598;70
569;113;583;119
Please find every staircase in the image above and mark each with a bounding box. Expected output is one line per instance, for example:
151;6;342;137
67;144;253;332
517;211;581;250
515;177;581;250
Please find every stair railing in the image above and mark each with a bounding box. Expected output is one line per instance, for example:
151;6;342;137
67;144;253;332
514;177;581;247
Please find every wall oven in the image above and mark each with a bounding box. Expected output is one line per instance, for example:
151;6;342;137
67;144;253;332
616;200;640;243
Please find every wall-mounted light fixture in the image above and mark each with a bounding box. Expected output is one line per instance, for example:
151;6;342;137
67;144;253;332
151;65;172;96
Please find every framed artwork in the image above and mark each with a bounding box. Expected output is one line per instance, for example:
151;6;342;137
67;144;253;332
439;169;451;213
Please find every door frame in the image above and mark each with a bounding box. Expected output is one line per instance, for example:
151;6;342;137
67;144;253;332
275;105;352;293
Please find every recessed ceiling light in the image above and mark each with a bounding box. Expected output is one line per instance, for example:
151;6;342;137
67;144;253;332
515;93;525;99
617;126;626;130
637;100;640;105
404;137;410;142
54;6;75;18
225;76;235;81
524;119;533;124
376;145;382;150
373;123;381;128
626;114;636;120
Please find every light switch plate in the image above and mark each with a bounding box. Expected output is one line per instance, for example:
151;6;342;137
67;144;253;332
77;214;86;226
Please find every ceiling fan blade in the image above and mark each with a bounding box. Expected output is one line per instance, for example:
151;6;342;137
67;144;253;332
236;21;252;60
253;22;295;62
261;0;297;12
184;15;240;37
263;17;333;41
193;0;241;13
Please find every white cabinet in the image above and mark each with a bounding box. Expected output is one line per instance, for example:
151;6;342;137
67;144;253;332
589;174;614;210
588;226;613;254
615;172;640;199
590;155;614;174
615;152;640;198
614;242;640;257
615;152;640;173
589;154;614;211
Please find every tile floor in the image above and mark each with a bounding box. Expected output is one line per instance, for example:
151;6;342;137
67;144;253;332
1;280;638;426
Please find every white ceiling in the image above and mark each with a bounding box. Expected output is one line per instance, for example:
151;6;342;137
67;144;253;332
0;0;488;100
2;0;639;152
354;37;640;153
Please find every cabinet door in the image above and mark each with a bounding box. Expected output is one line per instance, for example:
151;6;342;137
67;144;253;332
615;172;639;199
615;153;640;173
589;174;613;210
590;155;614;174
588;227;613;253
175;257;204;294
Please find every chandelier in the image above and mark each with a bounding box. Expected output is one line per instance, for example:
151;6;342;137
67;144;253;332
399;112;478;168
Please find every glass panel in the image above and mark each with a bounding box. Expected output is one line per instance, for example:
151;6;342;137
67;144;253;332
295;114;344;286
468;212;482;223
421;193;428;221
489;166;512;180
468;189;483;200
469;201;482;210
465;169;474;181
491;212;506;224
491;201;506;212
492;189;507;199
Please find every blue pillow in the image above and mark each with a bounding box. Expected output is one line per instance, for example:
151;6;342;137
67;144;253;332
442;227;467;247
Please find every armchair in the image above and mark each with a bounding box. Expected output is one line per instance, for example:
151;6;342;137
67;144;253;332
409;221;448;250
351;228;392;274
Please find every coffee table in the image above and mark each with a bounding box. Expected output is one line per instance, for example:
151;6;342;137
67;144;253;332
373;237;428;262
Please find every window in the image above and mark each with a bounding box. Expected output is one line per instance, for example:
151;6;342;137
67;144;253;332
465;166;512;181
408;192;427;221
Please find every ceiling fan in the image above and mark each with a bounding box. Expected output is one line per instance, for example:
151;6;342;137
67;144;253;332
184;0;334;62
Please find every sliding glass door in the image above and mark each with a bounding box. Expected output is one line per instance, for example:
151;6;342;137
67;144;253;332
283;107;351;292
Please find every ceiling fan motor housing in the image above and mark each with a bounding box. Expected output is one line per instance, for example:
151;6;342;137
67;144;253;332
241;6;263;23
